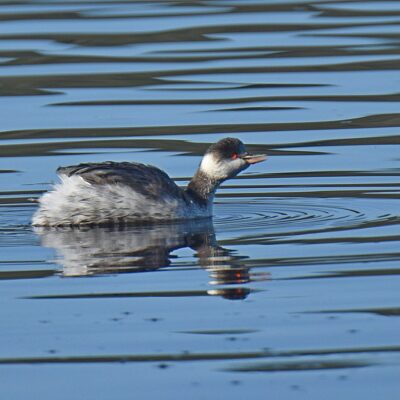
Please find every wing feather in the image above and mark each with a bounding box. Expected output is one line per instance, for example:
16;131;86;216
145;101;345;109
57;162;184;200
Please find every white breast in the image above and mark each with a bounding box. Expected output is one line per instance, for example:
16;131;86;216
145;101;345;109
32;175;211;226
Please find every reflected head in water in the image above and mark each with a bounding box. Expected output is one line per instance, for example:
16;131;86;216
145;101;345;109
32;138;267;226
34;220;267;300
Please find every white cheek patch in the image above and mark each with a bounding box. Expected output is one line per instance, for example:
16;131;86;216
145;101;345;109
200;154;220;176
200;153;244;180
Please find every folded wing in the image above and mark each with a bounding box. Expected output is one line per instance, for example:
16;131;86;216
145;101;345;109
57;161;184;201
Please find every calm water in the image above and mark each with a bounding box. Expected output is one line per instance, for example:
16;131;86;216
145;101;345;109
1;1;400;398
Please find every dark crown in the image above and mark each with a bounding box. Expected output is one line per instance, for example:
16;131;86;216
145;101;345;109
206;137;246;159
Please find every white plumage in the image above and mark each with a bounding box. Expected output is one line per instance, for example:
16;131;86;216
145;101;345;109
32;174;202;226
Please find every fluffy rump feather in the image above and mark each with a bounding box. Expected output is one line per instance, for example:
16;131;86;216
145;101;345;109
32;175;191;226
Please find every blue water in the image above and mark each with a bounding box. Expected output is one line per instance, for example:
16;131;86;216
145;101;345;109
0;1;400;399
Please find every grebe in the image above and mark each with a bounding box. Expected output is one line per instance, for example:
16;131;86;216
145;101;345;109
32;138;267;226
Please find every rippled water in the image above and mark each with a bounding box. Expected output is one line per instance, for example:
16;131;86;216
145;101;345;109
1;1;400;398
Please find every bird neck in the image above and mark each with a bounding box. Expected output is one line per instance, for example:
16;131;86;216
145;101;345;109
185;169;221;207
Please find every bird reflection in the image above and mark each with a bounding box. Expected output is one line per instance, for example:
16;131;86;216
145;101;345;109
34;220;264;300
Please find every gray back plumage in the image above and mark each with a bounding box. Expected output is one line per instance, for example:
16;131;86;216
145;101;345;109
57;161;184;201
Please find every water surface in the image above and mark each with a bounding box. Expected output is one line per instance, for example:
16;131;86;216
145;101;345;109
0;1;400;399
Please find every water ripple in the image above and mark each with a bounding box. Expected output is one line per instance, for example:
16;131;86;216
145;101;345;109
215;198;369;233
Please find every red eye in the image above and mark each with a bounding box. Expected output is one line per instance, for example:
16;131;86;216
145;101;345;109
231;153;238;160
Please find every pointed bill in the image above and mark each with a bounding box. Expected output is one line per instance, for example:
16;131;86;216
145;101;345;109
241;154;268;164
